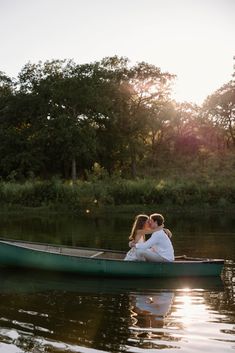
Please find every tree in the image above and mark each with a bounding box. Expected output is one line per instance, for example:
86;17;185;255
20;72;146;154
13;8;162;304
203;81;235;147
171;102;201;155
17;60;98;180
93;58;175;177
0;71;14;96
121;61;175;177
0;57;176;180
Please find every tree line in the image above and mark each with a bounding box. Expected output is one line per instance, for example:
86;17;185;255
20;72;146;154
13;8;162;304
0;56;234;182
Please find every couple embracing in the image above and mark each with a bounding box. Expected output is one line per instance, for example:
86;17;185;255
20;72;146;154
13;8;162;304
124;213;174;262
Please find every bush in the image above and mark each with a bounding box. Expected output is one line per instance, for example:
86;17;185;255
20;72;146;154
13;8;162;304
0;177;234;212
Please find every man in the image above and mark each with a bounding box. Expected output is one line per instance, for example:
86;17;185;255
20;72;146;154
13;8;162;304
130;213;174;262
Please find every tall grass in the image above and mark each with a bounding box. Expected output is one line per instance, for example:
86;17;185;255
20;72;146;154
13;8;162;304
0;177;234;212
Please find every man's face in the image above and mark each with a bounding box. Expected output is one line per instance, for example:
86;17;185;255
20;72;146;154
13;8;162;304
149;219;157;229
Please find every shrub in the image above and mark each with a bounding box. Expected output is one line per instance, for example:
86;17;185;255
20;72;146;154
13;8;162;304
0;177;234;211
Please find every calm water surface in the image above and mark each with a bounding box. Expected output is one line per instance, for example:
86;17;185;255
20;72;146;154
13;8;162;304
0;211;234;353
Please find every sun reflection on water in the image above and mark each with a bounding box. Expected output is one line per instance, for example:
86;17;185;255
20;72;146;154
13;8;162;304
173;289;208;328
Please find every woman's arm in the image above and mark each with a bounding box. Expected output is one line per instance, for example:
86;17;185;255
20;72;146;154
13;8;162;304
136;232;158;250
134;229;147;243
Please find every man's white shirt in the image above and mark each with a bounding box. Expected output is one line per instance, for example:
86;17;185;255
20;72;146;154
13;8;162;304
135;229;174;261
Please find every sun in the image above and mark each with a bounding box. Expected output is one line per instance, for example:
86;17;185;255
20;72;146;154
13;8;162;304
172;77;206;105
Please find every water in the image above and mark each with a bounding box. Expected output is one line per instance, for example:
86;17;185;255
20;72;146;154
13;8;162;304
0;211;234;353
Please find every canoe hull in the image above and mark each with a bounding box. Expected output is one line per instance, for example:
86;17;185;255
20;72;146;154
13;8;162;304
0;241;224;278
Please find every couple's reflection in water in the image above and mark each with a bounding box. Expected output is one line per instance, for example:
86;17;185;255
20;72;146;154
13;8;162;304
129;291;174;344
131;291;174;327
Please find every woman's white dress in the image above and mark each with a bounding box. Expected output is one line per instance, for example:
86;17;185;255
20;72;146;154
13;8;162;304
124;236;145;261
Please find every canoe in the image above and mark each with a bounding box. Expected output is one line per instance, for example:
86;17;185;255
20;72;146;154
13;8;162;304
0;239;224;278
0;269;224;294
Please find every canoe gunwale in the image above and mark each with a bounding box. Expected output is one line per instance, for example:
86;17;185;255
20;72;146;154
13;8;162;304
0;237;125;254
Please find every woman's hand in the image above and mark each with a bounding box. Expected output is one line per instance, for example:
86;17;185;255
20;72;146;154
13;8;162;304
129;241;136;248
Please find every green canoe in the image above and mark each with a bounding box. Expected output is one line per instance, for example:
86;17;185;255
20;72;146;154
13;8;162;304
0;239;224;278
0;269;224;294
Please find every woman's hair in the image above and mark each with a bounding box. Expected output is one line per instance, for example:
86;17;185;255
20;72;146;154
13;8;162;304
150;213;164;226
129;214;149;241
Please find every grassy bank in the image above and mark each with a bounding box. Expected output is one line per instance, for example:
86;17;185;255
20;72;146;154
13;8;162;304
0;178;235;214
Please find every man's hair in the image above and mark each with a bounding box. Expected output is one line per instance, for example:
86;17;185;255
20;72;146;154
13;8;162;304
150;213;164;226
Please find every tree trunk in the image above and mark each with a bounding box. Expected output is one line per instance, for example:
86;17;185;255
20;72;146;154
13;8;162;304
130;147;137;179
71;158;77;184
131;158;137;179
64;161;70;179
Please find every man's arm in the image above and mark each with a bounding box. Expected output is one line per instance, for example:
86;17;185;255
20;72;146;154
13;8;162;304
135;232;158;250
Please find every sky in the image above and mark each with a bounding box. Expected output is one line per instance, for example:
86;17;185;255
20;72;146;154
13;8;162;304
0;0;234;104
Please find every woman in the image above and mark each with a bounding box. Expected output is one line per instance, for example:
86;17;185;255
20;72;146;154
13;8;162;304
124;214;154;261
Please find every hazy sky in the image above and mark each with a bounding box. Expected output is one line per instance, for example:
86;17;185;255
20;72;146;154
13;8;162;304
1;0;234;104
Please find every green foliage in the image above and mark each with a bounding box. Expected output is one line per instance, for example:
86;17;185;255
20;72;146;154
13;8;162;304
203;81;235;147
0;176;234;212
0;56;234;185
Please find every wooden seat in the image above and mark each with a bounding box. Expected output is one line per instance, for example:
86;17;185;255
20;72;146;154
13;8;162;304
90;251;104;258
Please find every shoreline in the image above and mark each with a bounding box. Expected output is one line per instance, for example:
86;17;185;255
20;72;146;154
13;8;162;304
0;203;235;216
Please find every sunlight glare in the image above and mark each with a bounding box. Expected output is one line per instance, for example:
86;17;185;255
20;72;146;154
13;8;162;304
169;43;233;105
175;292;207;326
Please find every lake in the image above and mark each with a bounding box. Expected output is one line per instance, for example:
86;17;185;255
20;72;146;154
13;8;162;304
0;210;234;353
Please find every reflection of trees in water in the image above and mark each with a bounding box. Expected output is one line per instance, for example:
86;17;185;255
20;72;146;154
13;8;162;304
91;293;130;352
0;289;187;352
0;291;131;353
204;262;235;323
223;261;235;303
